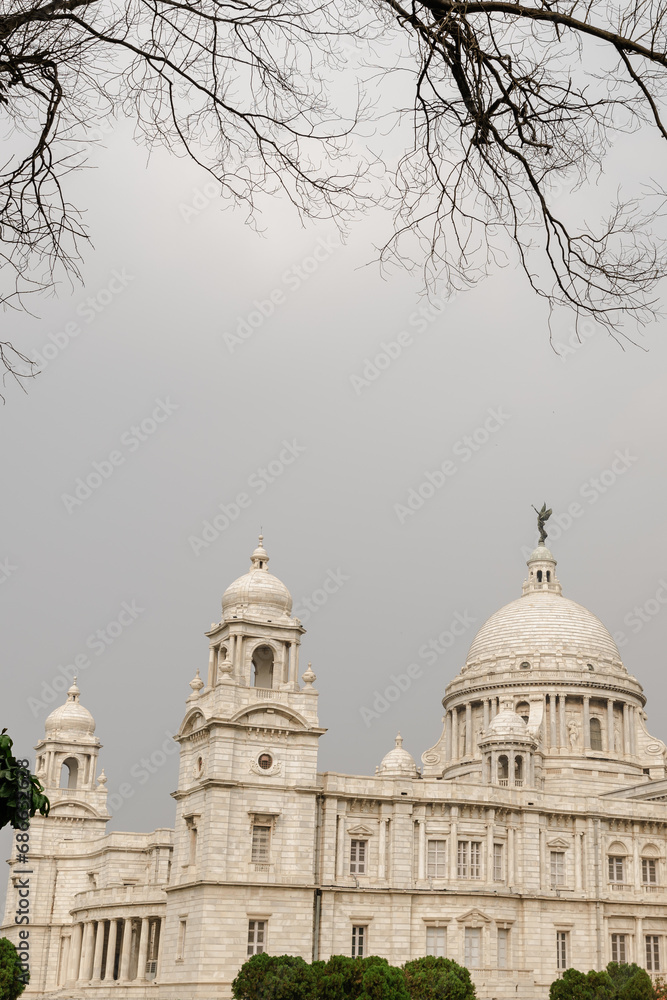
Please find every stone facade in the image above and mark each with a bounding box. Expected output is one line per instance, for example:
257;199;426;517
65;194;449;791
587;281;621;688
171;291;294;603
4;535;667;999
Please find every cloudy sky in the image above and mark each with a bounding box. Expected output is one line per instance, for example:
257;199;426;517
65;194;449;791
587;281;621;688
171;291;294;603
1;99;667;908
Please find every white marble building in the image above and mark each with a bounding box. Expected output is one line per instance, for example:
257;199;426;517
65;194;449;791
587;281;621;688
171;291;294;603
4;535;667;999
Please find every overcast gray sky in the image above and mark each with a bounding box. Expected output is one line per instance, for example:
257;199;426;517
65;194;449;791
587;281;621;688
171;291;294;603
2;111;667;909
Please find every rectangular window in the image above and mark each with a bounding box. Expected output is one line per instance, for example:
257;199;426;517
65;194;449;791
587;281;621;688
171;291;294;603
458;840;482;878
646;936;660;972
608;856;625;882
177;919;186;961
497;928;509;969
611;934;626;964
427;840;447;878
247;921;266;957
642;858;658;884
426;926;446;958
556;931;568;970
251;825;271;863
351;926;366;958
493;843;504;881
350;840;367;875
464;927;481;968
550;851;566;886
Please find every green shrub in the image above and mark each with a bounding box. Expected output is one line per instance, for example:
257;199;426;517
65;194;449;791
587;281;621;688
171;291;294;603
549;968;615;1000
0;938;28;1000
231;953;314;1000
403;956;477;1000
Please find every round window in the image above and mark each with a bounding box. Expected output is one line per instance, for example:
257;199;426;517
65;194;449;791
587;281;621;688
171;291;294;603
519;661;531;670
258;753;273;770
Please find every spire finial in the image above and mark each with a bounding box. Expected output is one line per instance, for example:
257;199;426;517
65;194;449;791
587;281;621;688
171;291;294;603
250;533;269;570
395;732;403;747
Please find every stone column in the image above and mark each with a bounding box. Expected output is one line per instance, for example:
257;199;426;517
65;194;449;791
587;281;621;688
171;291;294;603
92;921;105;981
449;808;459;878
508;826;515;886
451;709;459;760
79;921;95;982
483;700;490;730
465;703;473;757
136;917;150;981
378;819;387;879
559;694;567;750
629;705;637;755
418;820;426;880
336;815;345;879
119;918;133;982
623;703;630;755
607;699;615;752
486;809;495;881
104;920;118;981
68;922;83;983
444;712;452;760
583;696;591;749
539;827;546;890
575;830;582;891
549;694;557;749
288;642;296;686
635;916;643;966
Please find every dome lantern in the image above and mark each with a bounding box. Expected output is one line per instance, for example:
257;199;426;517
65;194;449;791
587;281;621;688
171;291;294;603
221;535;293;621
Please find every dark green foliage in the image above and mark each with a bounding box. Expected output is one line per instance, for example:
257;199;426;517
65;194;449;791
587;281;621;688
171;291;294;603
606;964;655;1000
549;968;615;1000
0;733;49;832
232;953;315;1000
313;955;364;998
403;956;477;1000
0;937;28;1000
358;957;410;1000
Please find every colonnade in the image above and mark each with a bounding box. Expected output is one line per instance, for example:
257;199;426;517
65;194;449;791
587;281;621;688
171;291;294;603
67;914;162;985
444;693;640;760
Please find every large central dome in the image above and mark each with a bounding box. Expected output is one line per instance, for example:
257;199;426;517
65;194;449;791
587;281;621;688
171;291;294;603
466;591;622;666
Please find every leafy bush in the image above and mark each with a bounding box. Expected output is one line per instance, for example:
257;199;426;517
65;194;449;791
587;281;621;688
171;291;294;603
403;956;477;1000
0;938;28;1000
549;968;615;1000
0;733;49;832
606;964;654;1000
231;953;315;1000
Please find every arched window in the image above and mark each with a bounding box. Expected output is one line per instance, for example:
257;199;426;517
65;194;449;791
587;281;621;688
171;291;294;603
60;757;79;789
498;755;509;785
546;571;551;582
590;718;603;751
514;755;524;785
537;570;543;582
252;645;274;688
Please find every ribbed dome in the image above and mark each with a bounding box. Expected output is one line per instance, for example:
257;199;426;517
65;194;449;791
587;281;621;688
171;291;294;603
378;734;418;776
466;591;622;666
45;681;96;737
222;536;293;620
487;705;529;738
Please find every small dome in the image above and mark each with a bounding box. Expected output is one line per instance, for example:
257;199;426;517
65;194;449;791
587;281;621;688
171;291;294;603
222;536;293;620
45;680;96;737
378;733;418;777
527;544;556;564
487;704;530;738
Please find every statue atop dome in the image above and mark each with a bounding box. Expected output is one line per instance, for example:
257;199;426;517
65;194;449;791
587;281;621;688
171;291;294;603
532;502;552;544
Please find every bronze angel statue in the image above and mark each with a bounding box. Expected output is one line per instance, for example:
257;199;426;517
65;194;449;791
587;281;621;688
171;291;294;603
532;503;552;545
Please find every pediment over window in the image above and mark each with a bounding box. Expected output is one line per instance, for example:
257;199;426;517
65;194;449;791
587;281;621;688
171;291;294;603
546;837;570;849
181;710;207;736
347;824;374;837
457;908;492;924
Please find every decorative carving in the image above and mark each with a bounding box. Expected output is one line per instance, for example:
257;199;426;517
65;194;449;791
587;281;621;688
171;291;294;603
249;755;283;776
